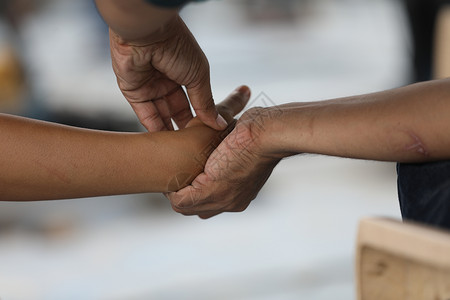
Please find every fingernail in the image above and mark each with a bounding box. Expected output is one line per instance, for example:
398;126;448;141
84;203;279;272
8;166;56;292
237;86;251;98
216;114;228;129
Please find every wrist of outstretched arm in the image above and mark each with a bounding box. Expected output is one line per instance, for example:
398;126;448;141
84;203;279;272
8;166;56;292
137;125;226;192
260;102;334;158
262;101;360;158
244;106;300;160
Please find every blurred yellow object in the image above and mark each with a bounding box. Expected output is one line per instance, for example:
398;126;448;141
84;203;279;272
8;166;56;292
434;5;450;79
0;45;25;110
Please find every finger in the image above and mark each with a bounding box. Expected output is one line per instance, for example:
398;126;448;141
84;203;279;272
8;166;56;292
167;173;218;212
197;198;250;219
167;184;203;210
166;191;204;216
153;98;174;131
129;101;168;132
196;199;248;219
170;194;230;216
164;86;194;129
177;200;236;216
175;206;221;217
216;86;251;121
186;79;228;131
199;212;220;219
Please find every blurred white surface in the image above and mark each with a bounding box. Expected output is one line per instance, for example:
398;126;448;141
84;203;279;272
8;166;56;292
0;0;408;299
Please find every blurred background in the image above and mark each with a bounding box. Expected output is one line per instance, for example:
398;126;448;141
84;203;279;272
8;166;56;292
0;0;449;299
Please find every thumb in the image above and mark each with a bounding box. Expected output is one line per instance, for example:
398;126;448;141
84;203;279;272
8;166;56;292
167;185;198;211
167;172;208;210
216;85;251;119
186;78;228;131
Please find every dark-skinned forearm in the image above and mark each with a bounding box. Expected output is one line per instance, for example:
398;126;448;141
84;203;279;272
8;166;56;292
263;79;450;163
0;114;221;201
95;0;179;43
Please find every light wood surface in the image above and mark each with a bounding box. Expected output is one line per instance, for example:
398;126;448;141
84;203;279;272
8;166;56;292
356;217;450;300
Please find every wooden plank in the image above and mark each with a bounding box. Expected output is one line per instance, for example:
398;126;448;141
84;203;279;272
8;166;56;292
356;217;450;300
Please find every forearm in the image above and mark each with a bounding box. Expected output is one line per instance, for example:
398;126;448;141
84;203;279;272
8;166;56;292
95;0;179;43
0;114;219;201
263;79;450;162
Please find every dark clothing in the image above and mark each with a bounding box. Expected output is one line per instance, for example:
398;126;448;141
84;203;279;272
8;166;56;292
397;161;450;230
401;0;450;82
144;0;202;8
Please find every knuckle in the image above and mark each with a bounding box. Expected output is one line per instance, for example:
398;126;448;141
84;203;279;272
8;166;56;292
171;107;193;123
141;117;165;132
194;96;216;113
122;89;150;104
186;58;210;87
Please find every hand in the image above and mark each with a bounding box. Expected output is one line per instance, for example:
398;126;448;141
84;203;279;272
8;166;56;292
110;16;226;132
164;85;252;192
166;101;284;219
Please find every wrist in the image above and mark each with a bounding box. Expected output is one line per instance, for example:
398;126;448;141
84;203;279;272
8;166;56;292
239;107;290;160
145;0;191;8
110;14;181;46
264;102;324;158
263;106;298;157
97;0;179;45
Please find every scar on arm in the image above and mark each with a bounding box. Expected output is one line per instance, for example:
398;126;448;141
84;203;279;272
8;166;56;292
404;131;429;157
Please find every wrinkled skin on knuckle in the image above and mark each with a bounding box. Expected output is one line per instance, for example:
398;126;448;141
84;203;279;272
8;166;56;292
151;22;209;89
140;115;162;130
111;41;155;88
180;36;210;88
193;96;216;114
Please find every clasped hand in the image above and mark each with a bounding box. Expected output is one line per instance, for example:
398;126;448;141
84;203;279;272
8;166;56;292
110;16;280;218
167;86;283;219
110;16;227;132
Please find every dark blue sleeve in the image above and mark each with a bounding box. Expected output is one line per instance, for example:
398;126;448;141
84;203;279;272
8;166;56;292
145;0;203;8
